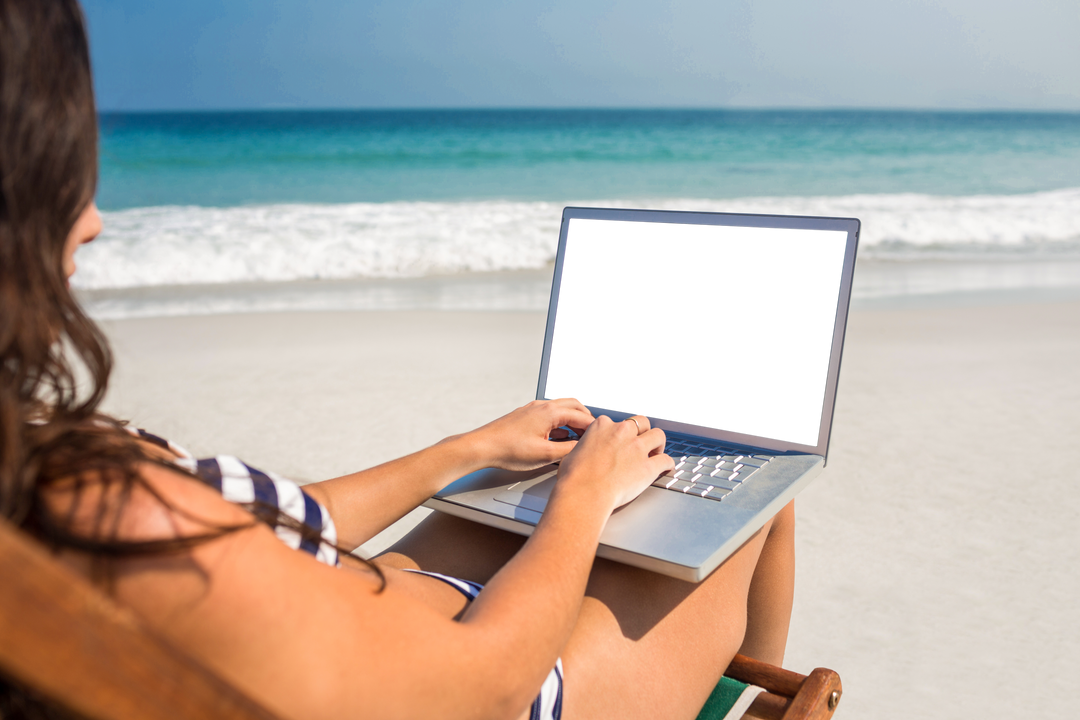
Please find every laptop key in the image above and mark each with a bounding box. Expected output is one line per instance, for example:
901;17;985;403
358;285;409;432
709;478;740;491
664;475;684;489
669;479;694;492
704;487;732;500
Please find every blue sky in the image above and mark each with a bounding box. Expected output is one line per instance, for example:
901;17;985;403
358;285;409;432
83;0;1080;111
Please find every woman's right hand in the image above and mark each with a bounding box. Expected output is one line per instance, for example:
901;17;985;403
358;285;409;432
554;415;674;515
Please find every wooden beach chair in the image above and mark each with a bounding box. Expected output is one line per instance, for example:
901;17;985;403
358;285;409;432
0;517;841;720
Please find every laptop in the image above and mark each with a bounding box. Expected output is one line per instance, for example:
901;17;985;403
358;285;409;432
424;207;860;581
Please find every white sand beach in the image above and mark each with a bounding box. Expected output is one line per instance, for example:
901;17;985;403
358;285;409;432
98;294;1080;719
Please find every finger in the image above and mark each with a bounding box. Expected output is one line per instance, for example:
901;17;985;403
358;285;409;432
545;439;578;462
646;450;676;476
638;427;667;456
567;421;592;436
548;397;591;418
549;405;597;434
622;414;651;436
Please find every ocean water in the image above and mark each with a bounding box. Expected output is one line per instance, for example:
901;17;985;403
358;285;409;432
79;110;1080;315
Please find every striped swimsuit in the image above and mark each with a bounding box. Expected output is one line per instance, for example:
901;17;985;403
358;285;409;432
134;429;564;720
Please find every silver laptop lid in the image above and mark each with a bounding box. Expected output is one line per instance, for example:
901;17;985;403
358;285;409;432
536;207;859;459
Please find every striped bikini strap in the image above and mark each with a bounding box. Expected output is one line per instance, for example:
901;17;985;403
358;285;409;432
401;568;483;600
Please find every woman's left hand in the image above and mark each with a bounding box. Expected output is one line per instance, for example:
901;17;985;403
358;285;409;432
459;398;595;472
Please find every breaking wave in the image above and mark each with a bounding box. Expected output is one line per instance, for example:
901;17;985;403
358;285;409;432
73;188;1080;290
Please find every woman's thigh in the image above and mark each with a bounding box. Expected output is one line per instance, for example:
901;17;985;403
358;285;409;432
380;509;781;720
560;523;771;720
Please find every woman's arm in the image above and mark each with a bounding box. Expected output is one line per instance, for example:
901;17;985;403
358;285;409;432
453;415;676;714
302;399;595;551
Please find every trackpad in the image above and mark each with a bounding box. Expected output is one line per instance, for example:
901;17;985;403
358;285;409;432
494;474;557;514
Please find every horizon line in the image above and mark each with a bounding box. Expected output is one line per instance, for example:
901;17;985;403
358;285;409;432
96;105;1080;115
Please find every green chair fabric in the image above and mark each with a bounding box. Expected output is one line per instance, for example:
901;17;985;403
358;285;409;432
697;676;765;720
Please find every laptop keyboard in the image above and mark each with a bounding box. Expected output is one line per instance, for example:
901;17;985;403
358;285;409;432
654;438;775;502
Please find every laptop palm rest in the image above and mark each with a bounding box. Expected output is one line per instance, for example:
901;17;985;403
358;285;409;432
493;471;558;522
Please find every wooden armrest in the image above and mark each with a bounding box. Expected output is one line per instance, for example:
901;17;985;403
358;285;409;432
726;654;843;720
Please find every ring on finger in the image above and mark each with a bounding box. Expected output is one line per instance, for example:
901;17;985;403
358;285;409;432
628;417;642;434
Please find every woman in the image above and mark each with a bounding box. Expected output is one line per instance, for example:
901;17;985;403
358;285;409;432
0;2;796;719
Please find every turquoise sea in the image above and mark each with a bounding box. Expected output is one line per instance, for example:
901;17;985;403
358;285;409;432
79;109;1080;316
98;109;1080;207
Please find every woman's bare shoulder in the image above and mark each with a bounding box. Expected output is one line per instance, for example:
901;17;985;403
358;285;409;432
42;455;248;546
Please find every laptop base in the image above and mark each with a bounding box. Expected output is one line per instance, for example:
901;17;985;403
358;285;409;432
425;453;822;582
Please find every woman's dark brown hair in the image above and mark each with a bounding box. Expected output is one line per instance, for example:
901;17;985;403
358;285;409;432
1;3;381;713
0;0;385;556
0;0;111;529
0;0;209;558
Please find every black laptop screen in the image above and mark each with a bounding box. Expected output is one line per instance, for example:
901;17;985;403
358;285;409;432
542;215;850;449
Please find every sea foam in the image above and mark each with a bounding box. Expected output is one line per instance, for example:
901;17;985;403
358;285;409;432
73;189;1080;290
